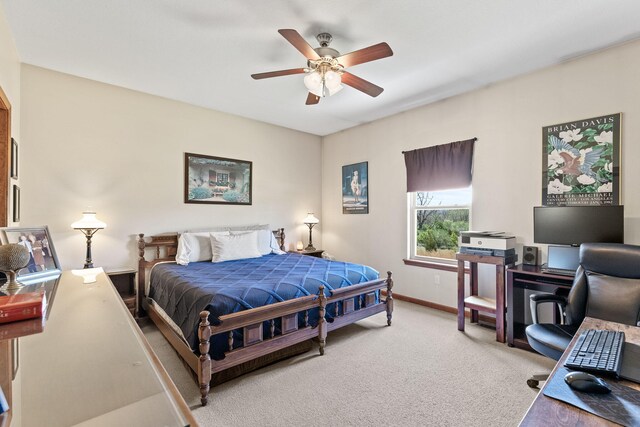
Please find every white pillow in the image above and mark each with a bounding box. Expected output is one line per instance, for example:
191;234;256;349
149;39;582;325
176;231;229;265
210;231;262;263
230;228;285;255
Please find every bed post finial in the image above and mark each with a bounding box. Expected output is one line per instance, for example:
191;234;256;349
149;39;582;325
386;271;394;326
317;285;327;355
198;311;212;406
138;233;146;261
278;228;285;251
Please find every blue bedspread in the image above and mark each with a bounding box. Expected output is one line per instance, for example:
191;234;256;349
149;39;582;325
149;252;379;359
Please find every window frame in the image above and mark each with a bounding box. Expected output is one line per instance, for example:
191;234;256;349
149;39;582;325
408;188;472;266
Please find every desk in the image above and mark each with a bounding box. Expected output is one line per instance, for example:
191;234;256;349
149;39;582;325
0;270;196;427
520;317;640;426
457;253;516;343
506;265;574;350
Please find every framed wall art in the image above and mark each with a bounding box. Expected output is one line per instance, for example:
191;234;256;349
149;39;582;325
10;137;17;179
184;152;252;205
542;113;620;206
0;226;61;280
342;161;369;214
12;185;19;222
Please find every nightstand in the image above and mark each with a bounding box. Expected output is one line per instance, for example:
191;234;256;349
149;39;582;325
106;268;136;317
291;249;324;258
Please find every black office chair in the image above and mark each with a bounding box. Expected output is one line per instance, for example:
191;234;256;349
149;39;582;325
525;243;640;388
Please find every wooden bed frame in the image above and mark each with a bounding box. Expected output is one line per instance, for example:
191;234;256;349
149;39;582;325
137;229;394;406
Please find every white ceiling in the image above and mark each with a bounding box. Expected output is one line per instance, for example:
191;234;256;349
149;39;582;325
3;1;640;136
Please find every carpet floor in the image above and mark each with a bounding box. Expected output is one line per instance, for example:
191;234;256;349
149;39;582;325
142;300;554;426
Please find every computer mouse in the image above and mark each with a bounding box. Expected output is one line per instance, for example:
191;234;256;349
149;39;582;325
564;371;611;394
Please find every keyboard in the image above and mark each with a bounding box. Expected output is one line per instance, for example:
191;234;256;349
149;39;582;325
565;329;625;376
541;267;575;277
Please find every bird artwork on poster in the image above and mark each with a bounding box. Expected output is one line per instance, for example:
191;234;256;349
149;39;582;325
542;113;620;206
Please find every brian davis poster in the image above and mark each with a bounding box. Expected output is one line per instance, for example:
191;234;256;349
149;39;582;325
542;113;620;206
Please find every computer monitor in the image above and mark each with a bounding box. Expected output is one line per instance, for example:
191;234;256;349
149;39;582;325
533;206;624;246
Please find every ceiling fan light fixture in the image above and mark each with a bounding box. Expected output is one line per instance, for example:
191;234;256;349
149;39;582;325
304;71;323;94
327;83;343;96
324;70;342;90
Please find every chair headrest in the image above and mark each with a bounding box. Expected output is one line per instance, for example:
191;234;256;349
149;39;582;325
580;243;640;278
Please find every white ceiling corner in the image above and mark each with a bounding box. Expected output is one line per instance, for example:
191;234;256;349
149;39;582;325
2;0;640;136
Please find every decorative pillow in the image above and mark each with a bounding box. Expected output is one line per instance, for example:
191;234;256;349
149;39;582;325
176;231;229;265
230;228;285;255
210;231;262;263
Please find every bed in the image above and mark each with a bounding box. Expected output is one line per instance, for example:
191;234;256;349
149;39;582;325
137;229;393;406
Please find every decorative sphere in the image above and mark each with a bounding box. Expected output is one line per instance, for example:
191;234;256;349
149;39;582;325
0;243;30;271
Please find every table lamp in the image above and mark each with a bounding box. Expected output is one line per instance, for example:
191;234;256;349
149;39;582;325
71;211;106;268
303;213;319;251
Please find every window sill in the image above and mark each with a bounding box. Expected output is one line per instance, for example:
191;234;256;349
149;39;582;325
403;258;470;274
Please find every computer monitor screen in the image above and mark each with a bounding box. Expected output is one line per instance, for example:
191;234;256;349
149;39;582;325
533;206;624;245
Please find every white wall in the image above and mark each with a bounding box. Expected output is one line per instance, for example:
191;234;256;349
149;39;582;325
0;4;20;226
322;39;640;308
20;65;322;270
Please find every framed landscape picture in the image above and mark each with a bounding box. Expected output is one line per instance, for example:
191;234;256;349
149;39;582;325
184;152;252;205
0;226;61;280
342;161;369;214
542;113;621;206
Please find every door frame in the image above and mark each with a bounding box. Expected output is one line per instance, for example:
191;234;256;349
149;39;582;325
0;85;10;226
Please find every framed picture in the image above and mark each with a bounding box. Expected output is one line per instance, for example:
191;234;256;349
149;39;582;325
10;138;17;179
342;161;369;214
542;113;621;206
12;185;19;223
184;153;252;205
0;226;61;280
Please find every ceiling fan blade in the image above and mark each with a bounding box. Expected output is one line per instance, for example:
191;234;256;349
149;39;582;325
337;42;393;68
278;29;321;60
341;72;384;97
305;92;320;105
251;68;307;80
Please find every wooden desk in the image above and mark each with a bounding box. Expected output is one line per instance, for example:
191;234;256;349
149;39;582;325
506;265;574;350
0;270;196;427
520;317;640;426
456;253;516;343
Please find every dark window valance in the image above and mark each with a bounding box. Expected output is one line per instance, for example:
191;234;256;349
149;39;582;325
403;138;476;192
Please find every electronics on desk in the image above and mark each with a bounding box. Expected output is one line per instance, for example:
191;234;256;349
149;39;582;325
459;231;516;250
523;245;539;266
565;329;625;378
542;245;580;275
533;205;624;246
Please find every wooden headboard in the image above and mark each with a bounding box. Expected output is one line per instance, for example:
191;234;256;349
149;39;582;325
136;228;286;317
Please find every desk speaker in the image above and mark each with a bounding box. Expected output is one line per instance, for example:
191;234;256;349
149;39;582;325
523;246;539;266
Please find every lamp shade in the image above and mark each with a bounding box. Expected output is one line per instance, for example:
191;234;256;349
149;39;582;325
304;71;323;95
71;211;107;230
303;213;319;225
324;70;341;90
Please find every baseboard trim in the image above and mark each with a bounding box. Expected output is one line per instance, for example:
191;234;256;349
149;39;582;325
382;290;496;326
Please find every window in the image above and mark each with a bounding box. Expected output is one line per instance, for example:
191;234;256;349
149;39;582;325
410;187;471;262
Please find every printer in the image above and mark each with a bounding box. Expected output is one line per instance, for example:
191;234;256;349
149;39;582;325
459;231;516;256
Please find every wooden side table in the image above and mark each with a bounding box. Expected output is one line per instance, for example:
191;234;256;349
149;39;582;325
106;268;136;317
290;249;324;258
456;252;516;343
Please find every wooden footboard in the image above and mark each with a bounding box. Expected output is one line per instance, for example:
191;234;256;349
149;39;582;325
196;272;393;405
138;231;393;406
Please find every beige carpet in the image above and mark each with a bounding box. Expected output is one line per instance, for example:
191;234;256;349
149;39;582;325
142;300;554;426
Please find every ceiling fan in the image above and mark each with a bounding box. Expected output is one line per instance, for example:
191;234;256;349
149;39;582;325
251;29;393;105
